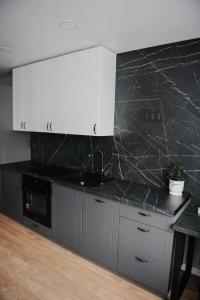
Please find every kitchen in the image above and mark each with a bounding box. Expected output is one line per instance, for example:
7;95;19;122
0;1;200;299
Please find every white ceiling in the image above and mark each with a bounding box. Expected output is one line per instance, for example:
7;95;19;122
0;0;200;77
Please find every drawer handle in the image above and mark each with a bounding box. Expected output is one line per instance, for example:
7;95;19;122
135;256;148;263
138;212;151;217
95;199;105;204
137;227;150;233
50;122;52;132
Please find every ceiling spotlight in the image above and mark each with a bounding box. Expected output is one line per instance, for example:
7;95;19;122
0;46;11;53
59;20;79;31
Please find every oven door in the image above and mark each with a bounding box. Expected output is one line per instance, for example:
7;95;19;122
23;188;51;228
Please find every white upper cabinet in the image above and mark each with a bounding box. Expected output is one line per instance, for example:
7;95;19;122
67;48;99;136
13;46;116;136
68;47;116;136
32;56;69;134
13;65;34;131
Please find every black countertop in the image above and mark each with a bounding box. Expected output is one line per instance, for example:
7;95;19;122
0;161;191;217
173;200;200;238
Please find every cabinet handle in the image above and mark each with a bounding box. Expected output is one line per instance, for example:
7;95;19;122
93;124;96;134
24;121;26;130
50;122;52;132
138;212;151;217
21;121;23;130
18;177;22;185
135;256;148;263
137;227;150;233
46;122;49;131
95;199;105;204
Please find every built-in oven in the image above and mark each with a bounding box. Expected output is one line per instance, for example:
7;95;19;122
22;175;51;228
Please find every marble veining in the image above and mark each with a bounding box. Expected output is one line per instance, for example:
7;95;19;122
114;38;200;201
31;38;200;202
31;134;113;176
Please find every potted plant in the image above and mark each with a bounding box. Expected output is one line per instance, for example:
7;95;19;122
167;162;187;195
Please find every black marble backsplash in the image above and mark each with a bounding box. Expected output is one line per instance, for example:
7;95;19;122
31;38;200;200
31;134;113;176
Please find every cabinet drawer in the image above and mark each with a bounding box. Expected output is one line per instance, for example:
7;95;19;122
118;245;169;295
119;217;173;261
120;203;173;231
23;216;52;239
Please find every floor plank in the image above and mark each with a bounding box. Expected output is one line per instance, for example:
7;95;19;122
0;214;198;300
181;275;199;300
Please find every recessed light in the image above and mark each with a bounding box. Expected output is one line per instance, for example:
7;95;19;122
0;46;11;53
59;20;79;31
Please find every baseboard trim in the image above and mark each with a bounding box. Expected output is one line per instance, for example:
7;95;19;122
181;264;200;277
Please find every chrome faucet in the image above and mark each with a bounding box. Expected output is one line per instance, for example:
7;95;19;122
89;150;104;175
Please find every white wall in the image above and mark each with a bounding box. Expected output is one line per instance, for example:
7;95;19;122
0;83;30;163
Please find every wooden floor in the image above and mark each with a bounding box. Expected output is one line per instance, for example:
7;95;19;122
0;214;198;300
181;275;199;300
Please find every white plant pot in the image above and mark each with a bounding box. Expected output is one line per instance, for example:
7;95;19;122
169;179;184;195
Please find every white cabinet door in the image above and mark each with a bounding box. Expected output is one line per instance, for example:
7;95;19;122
13;66;33;131
33;57;69;134
50;55;69;134
23;65;34;131
13;67;24;131
33;60;51;133
68;48;99;136
67;47;116;136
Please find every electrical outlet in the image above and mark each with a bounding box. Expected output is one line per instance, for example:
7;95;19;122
145;111;161;121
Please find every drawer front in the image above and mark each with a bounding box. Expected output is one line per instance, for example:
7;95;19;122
120;203;173;231
119;217;173;261
118;245;170;295
23;216;52;239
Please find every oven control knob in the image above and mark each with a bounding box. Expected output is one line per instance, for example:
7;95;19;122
26;203;30;210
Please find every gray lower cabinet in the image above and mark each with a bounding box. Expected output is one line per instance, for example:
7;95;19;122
52;184;82;252
82;194;120;271
23;216;52;239
118;245;168;293
117;205;174;296
1;169;22;222
0;170;175;296
120;203;173;232
53;185;120;271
